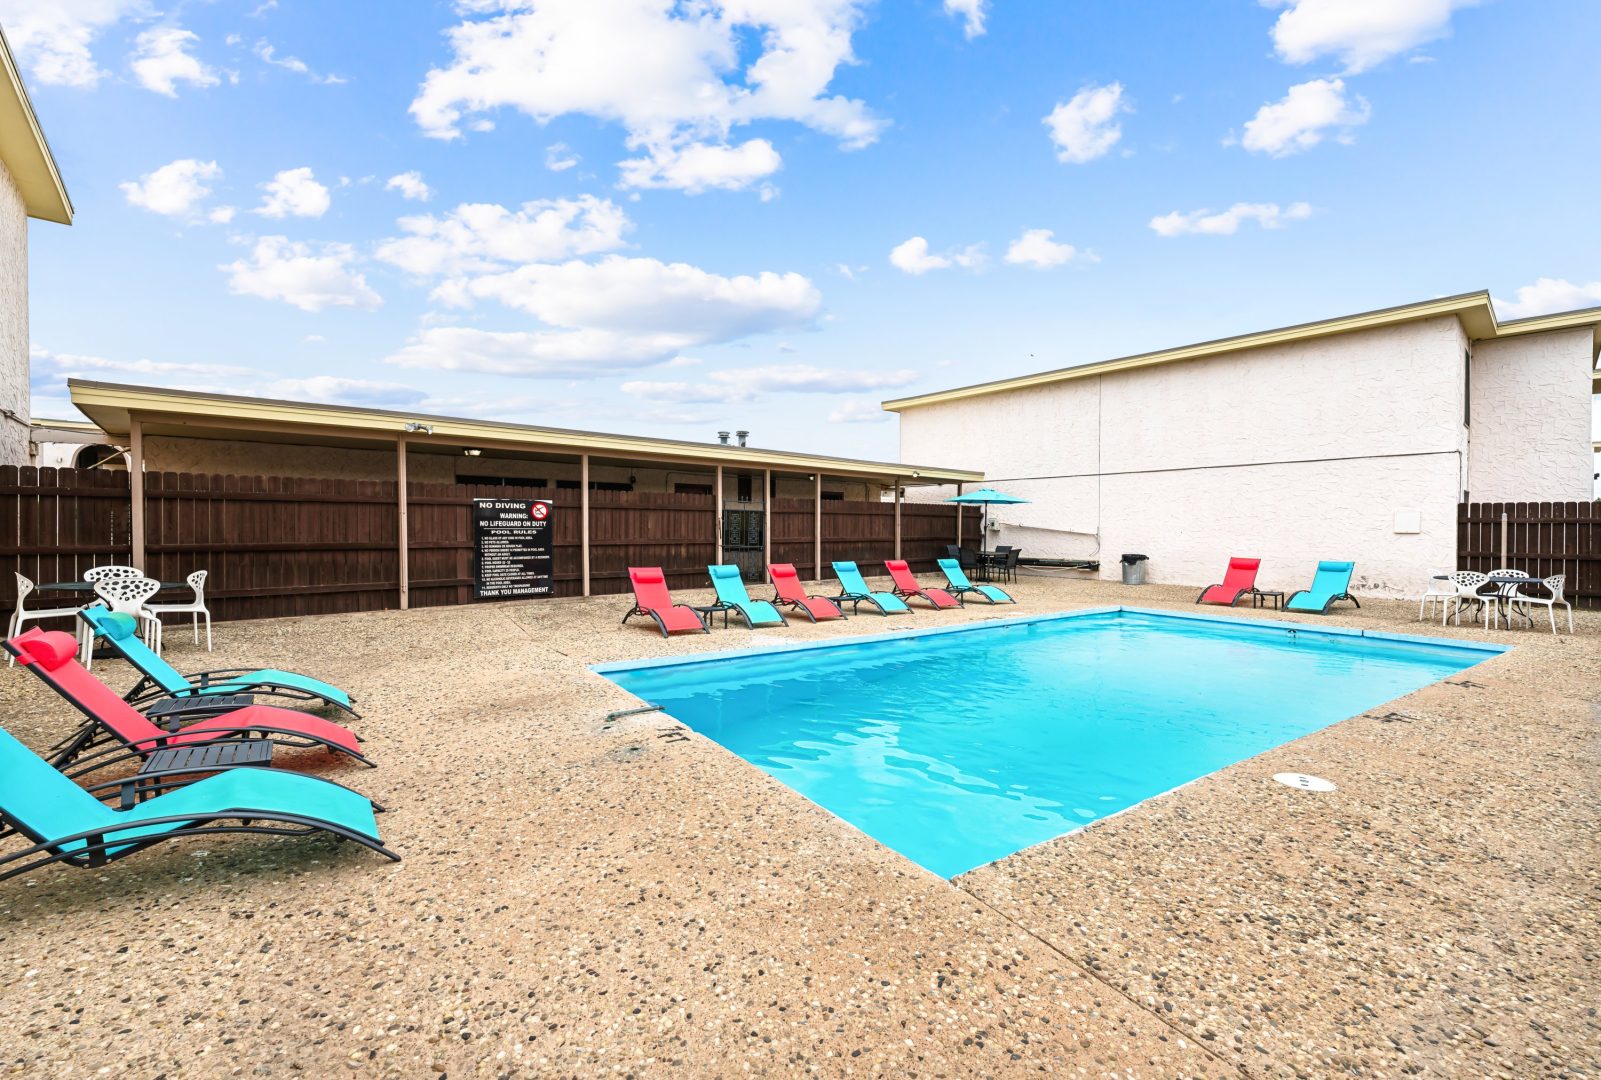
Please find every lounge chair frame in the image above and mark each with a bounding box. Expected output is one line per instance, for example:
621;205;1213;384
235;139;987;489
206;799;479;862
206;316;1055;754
885;561;961;609
121;668;358;718
620;603;709;638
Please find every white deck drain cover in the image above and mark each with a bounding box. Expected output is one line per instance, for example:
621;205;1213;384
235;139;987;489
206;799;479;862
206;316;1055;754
1273;772;1336;792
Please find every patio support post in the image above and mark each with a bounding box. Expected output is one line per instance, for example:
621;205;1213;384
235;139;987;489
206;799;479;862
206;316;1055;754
813;473;823;580
128;416;146;570
715;464;724;566
894;481;902;561
763;468;772;570
396;435;409;610
581;453;591;597
955;481;963;548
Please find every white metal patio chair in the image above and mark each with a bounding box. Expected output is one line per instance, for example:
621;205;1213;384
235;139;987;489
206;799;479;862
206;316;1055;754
8;573;83;667
143;569;212;651
1484;568;1530;630
1418;569;1455;621
1508;575;1573;636
87;576;163;667
1443;571;1489;627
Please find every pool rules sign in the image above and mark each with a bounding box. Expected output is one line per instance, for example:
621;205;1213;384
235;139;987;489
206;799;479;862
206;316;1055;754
472;498;554;599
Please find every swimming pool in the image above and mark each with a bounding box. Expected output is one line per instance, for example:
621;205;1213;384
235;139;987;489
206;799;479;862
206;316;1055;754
596;609;1505;878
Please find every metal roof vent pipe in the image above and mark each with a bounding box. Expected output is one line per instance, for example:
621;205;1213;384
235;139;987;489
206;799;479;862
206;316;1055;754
736;430;749;447
717;431;730;445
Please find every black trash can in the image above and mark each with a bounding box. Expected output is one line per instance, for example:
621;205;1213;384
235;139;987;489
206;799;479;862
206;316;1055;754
1120;553;1148;585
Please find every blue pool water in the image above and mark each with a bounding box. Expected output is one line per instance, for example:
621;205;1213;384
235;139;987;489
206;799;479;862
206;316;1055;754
598;610;1503;878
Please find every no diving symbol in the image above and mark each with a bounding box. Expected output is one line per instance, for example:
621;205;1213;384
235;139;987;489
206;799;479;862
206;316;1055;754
530;503;549;521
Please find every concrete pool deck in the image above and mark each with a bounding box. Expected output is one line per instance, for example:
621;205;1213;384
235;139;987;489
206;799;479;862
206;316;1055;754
0;577;1595;1077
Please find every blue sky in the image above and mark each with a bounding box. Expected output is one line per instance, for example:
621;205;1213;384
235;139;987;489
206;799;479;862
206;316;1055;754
6;0;1599;461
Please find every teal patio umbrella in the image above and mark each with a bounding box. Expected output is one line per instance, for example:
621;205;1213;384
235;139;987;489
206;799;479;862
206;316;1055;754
945;488;1030;550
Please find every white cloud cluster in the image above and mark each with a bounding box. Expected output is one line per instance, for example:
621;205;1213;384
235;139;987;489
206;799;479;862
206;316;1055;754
385;171;433;202
130;27;218;96
253;40;346;84
255;167;332;218
889;236;986;275
408;0;883;194
119;158;221;218
222;236;382;312
828;398;892;424
1238;77;1370;156
0;0;151;87
376;195;631;277
1493;278;1601;321
1004;229;1086;268
943;0;988;39
1044;82;1128;164
622;363;916;405
545;143;579;172
1265;0;1479;73
1148;201;1313;237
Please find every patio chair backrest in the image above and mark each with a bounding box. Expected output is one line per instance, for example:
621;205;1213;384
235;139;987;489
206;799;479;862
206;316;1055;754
708;564;753;605
628;567;675;612
1309;561;1355;597
12;572;34;605
884;560;919;591
1004;548;1021;570
1489;568;1528;579
83;565;143;585
1221;558;1261;592
0;722;113;844
1543;575;1566;600
769;564;807;603
7;629;169;753
185;569;208;600
832;561;871;594
1448;570;1487;593
94;575;160;615
937;558;974;590
78;607;190;694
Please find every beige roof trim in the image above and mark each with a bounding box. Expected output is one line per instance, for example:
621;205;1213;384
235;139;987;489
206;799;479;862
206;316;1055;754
0;27;72;224
884;291;1601;412
67;380;984;484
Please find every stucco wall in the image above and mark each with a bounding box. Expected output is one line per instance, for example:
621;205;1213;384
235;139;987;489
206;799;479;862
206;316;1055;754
1467;327;1595;501
0;161;30;466
143;435;887;501
899;317;1472;595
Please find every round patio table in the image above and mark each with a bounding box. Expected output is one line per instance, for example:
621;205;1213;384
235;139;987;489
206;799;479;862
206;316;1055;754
1478;573;1540;629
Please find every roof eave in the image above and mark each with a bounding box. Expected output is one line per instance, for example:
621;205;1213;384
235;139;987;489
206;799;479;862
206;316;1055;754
0;26;72;225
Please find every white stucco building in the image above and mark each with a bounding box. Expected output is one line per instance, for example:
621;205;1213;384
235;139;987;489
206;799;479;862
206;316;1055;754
887;292;1601;597
0;26;73;466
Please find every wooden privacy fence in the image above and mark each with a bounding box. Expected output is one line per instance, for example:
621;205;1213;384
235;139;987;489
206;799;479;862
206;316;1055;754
1458;501;1600;609
0;466;980;623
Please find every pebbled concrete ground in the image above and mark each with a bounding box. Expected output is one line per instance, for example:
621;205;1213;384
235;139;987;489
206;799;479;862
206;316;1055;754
0;573;1594;1078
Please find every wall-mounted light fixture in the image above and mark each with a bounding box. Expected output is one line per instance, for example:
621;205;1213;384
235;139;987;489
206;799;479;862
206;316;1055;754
463;448;482;457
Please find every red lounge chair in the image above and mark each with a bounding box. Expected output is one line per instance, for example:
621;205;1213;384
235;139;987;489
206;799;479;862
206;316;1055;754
1196;557;1261;607
885;560;961;609
769;564;846;622
623;567;709;637
5;628;370;773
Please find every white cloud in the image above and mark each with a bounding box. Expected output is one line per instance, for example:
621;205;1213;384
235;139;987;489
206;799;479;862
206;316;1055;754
130;27;219;96
388;256;821;376
617;138;782;194
259;376;426;407
623;363;916;404
376;196;631;277
1238;77;1370;156
1493;278;1601;321
545;143;579;172
119;158;222;218
409;0;883;194
222;236;382;312
0;0;152;88
889;236;985;275
1148;201;1314;237
1044;82;1129;164
828;398;892;423
943;0;988;39
1264;0;1478;73
253;40;346;84
1004;229;1084;269
385;171;433;202
254;167;332;218
207;205;237;224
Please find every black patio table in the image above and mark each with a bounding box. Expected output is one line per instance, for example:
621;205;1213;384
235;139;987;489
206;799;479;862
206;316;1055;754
1479;573;1542;629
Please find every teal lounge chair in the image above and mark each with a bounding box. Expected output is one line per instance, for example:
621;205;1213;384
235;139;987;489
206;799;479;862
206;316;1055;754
80;607;358;718
1285;561;1360;615
0;724;397;881
937;558;1015;604
830;561;911;615
707;565;787;628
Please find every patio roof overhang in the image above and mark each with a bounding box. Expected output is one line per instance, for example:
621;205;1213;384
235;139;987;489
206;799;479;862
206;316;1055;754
66;380;983;487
